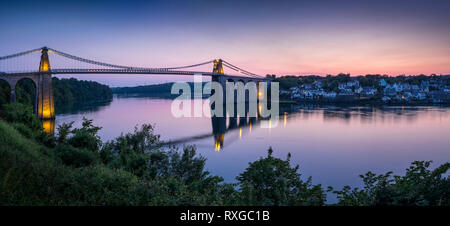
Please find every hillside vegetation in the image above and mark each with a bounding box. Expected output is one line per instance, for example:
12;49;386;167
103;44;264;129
0;103;448;205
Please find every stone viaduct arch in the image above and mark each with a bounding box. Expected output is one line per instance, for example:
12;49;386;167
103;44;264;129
0;48;54;119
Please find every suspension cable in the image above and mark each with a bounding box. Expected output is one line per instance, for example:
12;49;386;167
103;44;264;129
47;47;214;70
1;47;263;78
222;60;262;78
0;48;42;60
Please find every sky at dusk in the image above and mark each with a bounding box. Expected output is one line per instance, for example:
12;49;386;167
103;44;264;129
1;0;450;86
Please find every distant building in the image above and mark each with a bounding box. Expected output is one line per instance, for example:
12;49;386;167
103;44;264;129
381;96;391;102
361;86;377;96
289;87;300;93
323;91;337;99
429;91;449;103
411;91;427;100
379;79;387;87
291;93;304;100
401;83;411;92
313;80;323;89
302;84;313;90
304;90;314;99
421;80;430;87
393;83;403;92
384;86;397;96
411;85;420;91
346;80;360;87
401;92;413;101
444;86;450;93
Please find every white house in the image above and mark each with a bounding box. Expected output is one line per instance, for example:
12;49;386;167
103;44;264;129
323;91;337;99
381;96;391;102
347;80;360;87
338;82;347;90
411;91;427;100
361;86;377;96
393;83;403;92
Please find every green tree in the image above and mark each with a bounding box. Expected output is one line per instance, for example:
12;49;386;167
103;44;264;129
333;161;449;206
236;148;326;205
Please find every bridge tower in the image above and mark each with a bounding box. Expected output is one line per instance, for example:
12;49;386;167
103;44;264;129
212;59;225;84
213;59;224;74
37;47;55;119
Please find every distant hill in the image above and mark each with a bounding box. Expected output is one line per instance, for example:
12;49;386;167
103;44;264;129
112;82;210;99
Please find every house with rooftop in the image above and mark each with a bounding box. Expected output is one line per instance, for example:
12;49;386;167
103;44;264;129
361;86;377;96
411;91;427;100
346;80;360;88
381;96;391;102
384;85;397;96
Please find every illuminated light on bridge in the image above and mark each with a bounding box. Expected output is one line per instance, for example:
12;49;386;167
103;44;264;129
39;47;51;72
213;59;224;74
284;112;287;127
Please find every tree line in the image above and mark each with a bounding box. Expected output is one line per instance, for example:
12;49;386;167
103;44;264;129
0;77;113;109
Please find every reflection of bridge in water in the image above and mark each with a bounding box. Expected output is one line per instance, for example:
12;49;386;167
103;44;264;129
166;102;438;151
162;102;283;151
0;47;271;134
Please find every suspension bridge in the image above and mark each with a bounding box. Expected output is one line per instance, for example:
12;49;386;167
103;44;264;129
0;47;271;119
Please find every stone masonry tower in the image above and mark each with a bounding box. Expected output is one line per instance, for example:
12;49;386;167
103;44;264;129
37;47;55;119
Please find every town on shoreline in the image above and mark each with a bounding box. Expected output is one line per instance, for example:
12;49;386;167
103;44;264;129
273;74;450;104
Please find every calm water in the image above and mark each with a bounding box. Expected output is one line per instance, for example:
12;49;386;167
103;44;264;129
55;96;450;202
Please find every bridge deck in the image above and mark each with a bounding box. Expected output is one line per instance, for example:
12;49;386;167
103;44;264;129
0;69;271;81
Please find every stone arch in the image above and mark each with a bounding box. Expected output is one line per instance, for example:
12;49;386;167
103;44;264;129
15;77;38;113
0;78;11;105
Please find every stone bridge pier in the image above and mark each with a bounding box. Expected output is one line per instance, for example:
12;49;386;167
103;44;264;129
0;73;54;119
211;59;271;104
0;47;54;119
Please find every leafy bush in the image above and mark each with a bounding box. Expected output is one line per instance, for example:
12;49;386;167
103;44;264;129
67;118;102;152
11;122;35;139
54;144;99;168
236;147;326;206
0;103;41;131
333;161;450;206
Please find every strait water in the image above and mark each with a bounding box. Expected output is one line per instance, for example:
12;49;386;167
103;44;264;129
55;96;450;202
